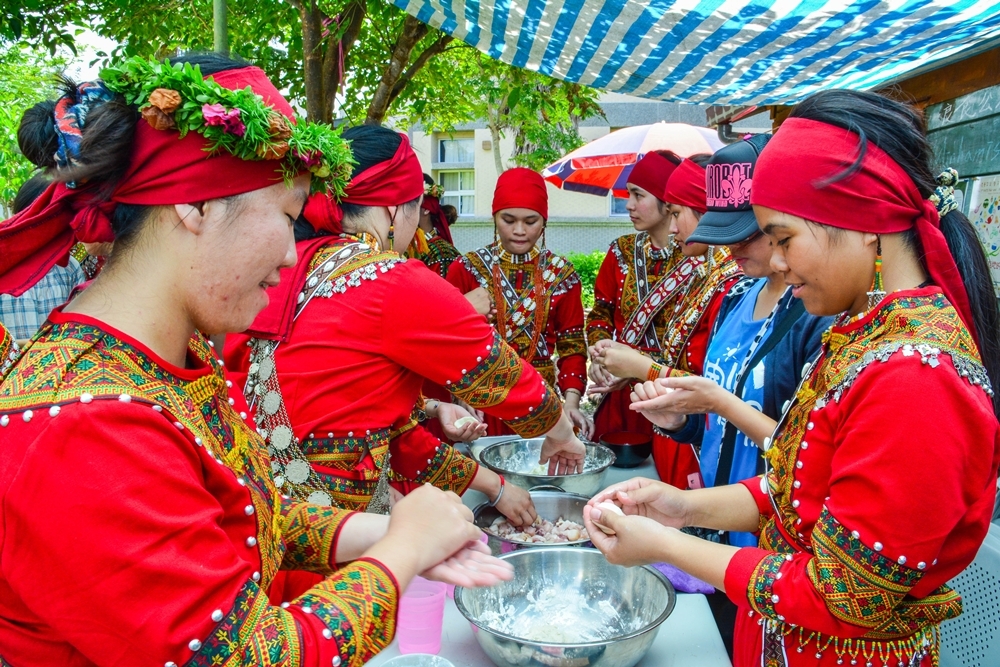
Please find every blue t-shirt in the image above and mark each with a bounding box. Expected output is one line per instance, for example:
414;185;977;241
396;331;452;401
701;279;772;547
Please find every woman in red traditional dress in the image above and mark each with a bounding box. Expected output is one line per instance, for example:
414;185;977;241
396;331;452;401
593;156;742;488
446;168;592;437
224;128;586;530
586;151;698;441
0;54;511;667
584;90;1000;667
412;176;461;278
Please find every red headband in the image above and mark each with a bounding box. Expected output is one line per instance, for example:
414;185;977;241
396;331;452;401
421;194;453;244
0;67;297;297
752;117;978;347
493;168;548;220
303;133;423;236
627;152;677;201
663;159;707;213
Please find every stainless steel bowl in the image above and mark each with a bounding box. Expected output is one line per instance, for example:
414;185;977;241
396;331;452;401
479;438;616;497
455;548;675;667
464;436;523;465
474;490;591;555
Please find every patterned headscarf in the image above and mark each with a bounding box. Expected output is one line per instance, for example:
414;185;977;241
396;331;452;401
930;168;960;218
53;81;116;177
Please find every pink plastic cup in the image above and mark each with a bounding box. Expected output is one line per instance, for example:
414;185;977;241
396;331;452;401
397;577;447;654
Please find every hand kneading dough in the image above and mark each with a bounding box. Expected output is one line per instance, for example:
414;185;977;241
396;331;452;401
454;416;480;428
593;501;625;534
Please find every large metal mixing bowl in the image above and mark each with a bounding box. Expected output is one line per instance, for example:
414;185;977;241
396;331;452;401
479;438;616;497
455;548;675;667
474;490;592;555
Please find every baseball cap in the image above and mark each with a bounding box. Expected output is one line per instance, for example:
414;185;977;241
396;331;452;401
687;134;771;245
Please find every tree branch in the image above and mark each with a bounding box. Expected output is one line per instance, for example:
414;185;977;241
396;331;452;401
364;14;429;124
385;32;452;108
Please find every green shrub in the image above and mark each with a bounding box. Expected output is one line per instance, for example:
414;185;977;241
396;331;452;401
566;250;607;310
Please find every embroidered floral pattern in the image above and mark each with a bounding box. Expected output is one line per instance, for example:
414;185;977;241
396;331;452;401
450;330;524;409
660;246;741;372
279;497;353;575
393;443;478;494
505;383;563;437
0;326;17;377
294;558;398;667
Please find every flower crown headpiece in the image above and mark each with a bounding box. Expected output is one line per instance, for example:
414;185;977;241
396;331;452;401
99;57;354;197
425;183;445;199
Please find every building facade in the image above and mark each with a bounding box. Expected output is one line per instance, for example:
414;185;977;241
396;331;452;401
408;92;767;255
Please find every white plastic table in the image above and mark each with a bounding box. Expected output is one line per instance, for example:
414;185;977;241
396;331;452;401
365;454;732;666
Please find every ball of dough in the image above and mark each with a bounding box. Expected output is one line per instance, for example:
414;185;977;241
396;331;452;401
454;416;481;429
593;500;625;534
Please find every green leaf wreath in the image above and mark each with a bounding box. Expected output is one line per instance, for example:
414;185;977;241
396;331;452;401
99;57;354;197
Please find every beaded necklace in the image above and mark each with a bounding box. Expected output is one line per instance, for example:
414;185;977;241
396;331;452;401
491;243;546;363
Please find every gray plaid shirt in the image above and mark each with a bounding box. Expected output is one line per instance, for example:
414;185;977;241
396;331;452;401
0;258;87;340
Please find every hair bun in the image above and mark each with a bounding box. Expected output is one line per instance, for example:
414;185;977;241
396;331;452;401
17;100;60;168
936;167;959;188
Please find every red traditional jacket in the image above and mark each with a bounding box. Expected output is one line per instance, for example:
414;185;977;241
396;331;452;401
724;288;1000;667
447;245;587;431
0;311;396;667
421;233;461;278
651;246;743;488
586;232;694;440
225;235;562;509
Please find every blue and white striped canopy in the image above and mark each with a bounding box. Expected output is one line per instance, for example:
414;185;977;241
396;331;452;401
390;0;1000;105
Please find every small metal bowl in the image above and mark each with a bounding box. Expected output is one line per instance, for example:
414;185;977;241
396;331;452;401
455;548;675;667
600;431;653;469
479;438;616;497
474;490;591;555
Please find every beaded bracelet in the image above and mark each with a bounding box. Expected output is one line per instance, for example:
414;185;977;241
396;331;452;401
489;474;506;507
647;361;663;382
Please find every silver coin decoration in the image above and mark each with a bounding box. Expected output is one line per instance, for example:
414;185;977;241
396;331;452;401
307;490;333;506
270;425;293;451
285;459;311;484
258;356;274;382
262;391;281;415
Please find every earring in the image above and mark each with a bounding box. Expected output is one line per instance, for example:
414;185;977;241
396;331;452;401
867;235;886;310
541;225;547;250
388;224;394;252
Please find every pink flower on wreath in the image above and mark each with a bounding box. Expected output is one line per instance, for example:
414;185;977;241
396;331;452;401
202;103;246;137
294;149;322;169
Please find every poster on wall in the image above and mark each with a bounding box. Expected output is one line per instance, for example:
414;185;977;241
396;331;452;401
968;174;1000;296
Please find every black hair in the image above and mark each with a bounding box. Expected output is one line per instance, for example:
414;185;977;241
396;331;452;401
17;52;250;249
295;125;418;242
687;152;713;167
790;89;1000;415
651;149;683;166
441;204;458;226
423;172;434;186
12;172;52;214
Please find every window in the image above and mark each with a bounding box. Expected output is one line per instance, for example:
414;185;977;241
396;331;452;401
610;195;629;216
439;170;476;216
438;137;474;164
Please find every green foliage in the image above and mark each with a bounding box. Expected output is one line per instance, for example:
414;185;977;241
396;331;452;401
0;43;66;213
412;48;604;171
100;56;354;196
566;250;607;310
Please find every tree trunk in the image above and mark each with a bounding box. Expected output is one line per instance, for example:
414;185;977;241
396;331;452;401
292;0;365;123
490;119;505;176
364;14;428;125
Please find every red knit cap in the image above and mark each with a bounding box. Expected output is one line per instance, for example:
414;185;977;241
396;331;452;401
492;167;548;220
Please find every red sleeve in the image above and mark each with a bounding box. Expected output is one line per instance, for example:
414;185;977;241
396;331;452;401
585;249;620;345
382;261;562;437
389;425;478;494
552;277;587;394
724;353;999;637
445;257;481;294
0;403;396;667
